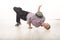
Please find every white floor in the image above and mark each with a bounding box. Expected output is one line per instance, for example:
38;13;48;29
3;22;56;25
0;16;60;40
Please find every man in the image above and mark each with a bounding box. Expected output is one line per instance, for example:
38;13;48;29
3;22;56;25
13;5;50;30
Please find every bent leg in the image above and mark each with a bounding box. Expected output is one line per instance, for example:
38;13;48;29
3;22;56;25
16;14;21;23
15;14;21;26
13;7;22;26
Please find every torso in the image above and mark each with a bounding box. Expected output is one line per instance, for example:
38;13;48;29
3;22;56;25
27;13;45;27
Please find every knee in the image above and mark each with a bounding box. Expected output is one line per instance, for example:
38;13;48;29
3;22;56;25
13;7;17;11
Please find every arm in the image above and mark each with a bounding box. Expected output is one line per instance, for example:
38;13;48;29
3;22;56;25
28;21;32;29
41;23;44;26
27;18;32;29
37;5;42;12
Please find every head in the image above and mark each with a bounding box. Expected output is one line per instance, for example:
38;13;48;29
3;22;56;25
35;12;43;18
42;23;50;30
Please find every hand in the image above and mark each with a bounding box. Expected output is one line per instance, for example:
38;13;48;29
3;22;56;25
39;5;42;7
38;5;42;12
28;27;32;29
38;5;42;9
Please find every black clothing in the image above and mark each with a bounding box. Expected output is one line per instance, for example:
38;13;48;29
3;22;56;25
13;7;29;23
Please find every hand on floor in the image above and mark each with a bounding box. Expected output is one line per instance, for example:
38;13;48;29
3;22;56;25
28;27;32;29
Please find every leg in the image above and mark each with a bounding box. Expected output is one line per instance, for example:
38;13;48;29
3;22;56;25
13;7;29;26
15;14;21;26
13;7;22;26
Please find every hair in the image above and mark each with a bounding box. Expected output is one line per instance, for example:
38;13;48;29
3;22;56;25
46;24;50;30
35;14;43;18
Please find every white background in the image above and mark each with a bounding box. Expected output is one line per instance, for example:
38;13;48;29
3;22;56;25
0;0;60;20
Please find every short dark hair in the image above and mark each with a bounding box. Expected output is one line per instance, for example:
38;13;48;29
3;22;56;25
35;14;43;18
47;25;50;30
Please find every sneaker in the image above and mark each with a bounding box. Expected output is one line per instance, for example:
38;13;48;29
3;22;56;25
15;23;21;26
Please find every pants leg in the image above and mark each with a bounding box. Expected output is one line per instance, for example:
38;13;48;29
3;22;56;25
20;10;29;21
13;7;29;23
13;7;22;23
16;14;21;23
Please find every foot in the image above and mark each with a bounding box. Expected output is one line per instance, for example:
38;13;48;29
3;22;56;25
15;23;21;27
